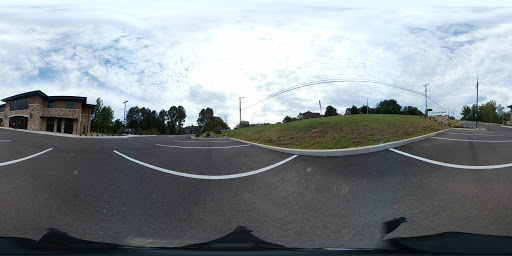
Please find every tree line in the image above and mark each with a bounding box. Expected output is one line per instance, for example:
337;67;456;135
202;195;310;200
282;99;424;123
90;97;228;135
460;100;510;124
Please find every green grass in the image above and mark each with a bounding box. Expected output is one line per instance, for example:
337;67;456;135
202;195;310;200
224;114;447;149
449;120;461;127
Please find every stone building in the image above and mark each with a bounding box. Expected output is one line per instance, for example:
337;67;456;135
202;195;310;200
0;90;95;135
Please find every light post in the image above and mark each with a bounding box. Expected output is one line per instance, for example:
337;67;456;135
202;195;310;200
123;100;128;128
239;97;245;126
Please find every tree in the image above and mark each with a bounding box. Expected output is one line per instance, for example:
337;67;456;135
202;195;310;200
212;116;230;132
324;105;338;116
113;119;123;133
91;97;115;133
91;97;104;132
197;108;214;131
460;105;471;120
236;120;250;128
350;105;359;114
376;99;402;114
157;109;167;134
402;106;423;116
99;106;114;133
283;116;292;123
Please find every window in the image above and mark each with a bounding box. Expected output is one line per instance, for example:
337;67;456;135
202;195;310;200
9;98;29;111
65;102;75;109
48;102;56;108
0;106;4;112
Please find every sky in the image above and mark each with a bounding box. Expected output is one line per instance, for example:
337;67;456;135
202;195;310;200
1;0;511;127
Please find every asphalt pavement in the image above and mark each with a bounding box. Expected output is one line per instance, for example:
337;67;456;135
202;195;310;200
1;122;512;249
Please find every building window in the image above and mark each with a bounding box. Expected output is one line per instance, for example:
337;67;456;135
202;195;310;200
65;102;75;109
0;106;4;112
48;102;56;108
9;98;29;111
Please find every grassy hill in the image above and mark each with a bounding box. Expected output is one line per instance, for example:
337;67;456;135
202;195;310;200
224;114;446;149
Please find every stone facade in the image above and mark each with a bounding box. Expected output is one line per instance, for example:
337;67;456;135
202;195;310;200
427;115;449;125
1;91;95;135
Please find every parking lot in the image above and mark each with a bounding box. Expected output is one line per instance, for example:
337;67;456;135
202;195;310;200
1;122;512;249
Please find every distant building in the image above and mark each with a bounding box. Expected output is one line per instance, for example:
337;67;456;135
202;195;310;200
0;90;95;135
184;125;202;134
345;108;352;115
297;111;321;120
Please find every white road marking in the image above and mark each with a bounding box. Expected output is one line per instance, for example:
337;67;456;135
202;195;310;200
113;150;297;179
501;125;512;129
0;148;53;167
174;140;232;143
0;140;12;142
389;148;512;170
442;132;504;136
156;144;249;149
431;137;512;143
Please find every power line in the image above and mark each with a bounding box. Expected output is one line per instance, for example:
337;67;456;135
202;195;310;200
243;79;445;110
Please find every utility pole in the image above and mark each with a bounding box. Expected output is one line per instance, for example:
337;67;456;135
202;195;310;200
367;98;369;114
423;83;429;117
239;97;245;126
123;100;128;126
319;100;322;117
476;77;479;128
224;116;227;123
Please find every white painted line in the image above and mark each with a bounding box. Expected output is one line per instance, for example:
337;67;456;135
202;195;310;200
501;125;512;129
431;137;512;143
174;140;232;143
156;144;250;149
113;150;297;180
389;148;512;170
0;148;53;167
442;132;504;136
0;140;12;142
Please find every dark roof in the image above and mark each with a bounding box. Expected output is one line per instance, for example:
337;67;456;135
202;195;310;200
507;105;512;109
2;90;95;107
48;96;87;104
0;104;5;107
1;90;48;102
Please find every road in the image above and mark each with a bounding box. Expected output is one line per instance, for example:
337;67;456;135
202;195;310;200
1;122;512;249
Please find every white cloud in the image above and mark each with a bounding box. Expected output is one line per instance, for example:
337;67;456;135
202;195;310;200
1;0;512;127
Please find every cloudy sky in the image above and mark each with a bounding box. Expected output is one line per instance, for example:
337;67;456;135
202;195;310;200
1;0;511;127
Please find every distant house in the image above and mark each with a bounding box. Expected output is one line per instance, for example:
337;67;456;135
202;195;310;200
184;125;202;134
297;111;321;120
345;108;352;115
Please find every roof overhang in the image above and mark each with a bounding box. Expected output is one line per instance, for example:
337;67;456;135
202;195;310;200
2;90;49;102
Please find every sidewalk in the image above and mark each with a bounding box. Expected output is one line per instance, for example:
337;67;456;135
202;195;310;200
0;127;155;138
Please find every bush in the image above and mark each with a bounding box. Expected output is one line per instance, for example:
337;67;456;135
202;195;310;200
206;132;210;137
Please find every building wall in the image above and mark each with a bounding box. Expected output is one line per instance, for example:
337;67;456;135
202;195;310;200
42;108;81;120
54;100;82;110
29;95;46;106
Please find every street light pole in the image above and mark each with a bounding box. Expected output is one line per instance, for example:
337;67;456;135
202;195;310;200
123;100;128;126
422;83;429;117
239;97;245;126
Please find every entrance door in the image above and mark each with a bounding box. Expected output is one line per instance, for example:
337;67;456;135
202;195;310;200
64;119;73;134
46;118;55;132
57;119;62;133
9;116;28;129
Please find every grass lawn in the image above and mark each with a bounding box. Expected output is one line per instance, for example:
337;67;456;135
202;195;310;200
449;120;461;127
224;114;447;149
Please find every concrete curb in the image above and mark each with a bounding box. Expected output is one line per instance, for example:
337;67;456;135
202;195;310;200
0;127;155;138
190;136;230;140
229;129;449;156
